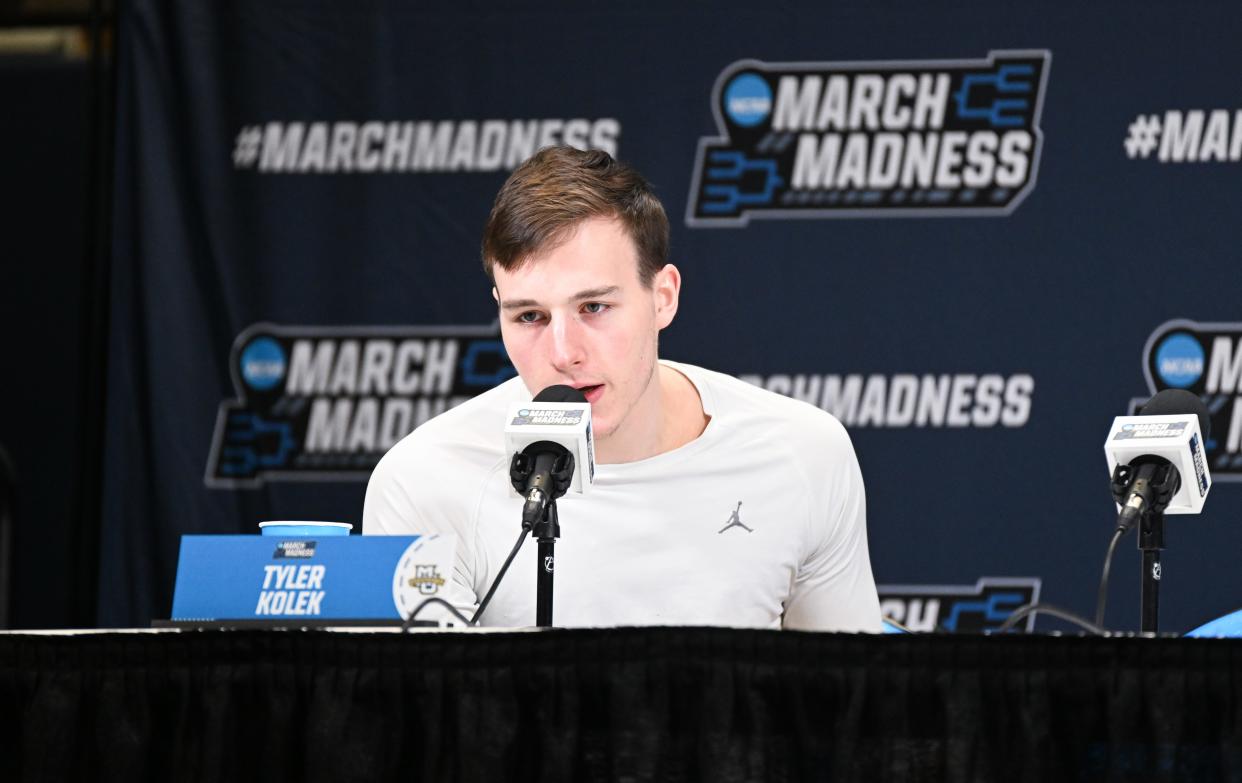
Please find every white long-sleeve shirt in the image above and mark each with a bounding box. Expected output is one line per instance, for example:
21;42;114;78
363;361;881;631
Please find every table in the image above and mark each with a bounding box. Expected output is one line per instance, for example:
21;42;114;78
1;626;1238;781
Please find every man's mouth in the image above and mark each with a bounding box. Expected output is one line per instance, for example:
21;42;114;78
575;384;604;404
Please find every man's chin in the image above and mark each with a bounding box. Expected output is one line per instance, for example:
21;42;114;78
589;416;614;440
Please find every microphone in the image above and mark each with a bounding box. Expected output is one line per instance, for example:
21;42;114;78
1104;389;1212;531
504;385;595;529
470;385;595;627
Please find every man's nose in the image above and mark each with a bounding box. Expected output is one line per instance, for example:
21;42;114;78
549;315;586;371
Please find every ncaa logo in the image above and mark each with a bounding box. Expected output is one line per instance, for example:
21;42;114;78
1153;332;1204;388
241;337;287;391
724;73;772;127
1138;319;1242;478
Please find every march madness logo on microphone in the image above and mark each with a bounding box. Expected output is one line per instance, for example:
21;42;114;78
686;50;1050;226
1137;319;1242;479
510;409;584;426
205;322;516;488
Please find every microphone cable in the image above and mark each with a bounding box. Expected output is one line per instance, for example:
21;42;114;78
1094;526;1128;628
996;523;1131;636
994;602;1107;635
400;526;531;630
470;526;531;625
402;597;472;631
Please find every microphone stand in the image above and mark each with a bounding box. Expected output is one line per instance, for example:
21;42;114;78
1111;459;1178;634
1137;510;1165;634
510;442;573;628
533;501;560;627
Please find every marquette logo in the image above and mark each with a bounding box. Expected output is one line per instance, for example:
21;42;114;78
687;51;1050;226
206;322;516;488
1137;319;1242;479
408;565;446;596
879;578;1041;632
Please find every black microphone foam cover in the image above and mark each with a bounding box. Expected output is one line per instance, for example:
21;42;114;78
533;384;587;404
1140;388;1211;441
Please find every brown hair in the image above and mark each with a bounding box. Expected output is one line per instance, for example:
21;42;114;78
481;146;669;287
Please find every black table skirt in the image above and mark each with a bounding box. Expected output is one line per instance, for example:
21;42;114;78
2;627;1239;782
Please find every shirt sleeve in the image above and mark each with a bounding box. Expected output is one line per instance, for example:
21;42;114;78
782;422;883;632
362;446;482;622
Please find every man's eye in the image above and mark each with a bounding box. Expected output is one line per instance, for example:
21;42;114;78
517;311;543;324
582;302;608;314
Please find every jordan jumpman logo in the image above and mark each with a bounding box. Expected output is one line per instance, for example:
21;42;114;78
718;501;753;534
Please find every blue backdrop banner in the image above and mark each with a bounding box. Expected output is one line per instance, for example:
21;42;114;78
104;0;1242;630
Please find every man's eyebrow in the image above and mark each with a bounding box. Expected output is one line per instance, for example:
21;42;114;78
499;286;621;310
571;285;621;301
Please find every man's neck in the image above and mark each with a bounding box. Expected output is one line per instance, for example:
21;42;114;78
594;363;709;464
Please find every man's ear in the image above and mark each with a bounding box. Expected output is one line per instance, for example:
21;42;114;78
492;286;499;304
652;264;681;330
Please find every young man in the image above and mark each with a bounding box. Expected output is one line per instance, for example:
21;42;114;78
363;146;881;631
